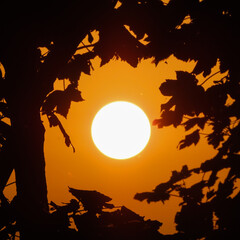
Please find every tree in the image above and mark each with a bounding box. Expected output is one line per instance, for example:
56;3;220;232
1;0;240;239
0;187;163;240
0;0;162;237
133;0;240;239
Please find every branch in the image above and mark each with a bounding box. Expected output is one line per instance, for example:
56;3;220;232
76;43;96;52
200;71;221;86
5;181;16;187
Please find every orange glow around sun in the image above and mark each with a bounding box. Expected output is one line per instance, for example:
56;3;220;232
4;55;217;234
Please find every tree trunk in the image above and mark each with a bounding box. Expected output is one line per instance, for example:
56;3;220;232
11;102;49;238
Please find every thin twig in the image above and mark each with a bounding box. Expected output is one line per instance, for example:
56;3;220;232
41;43;96;59
5;181;16;187
200;71;221;86
77;43;95;52
77;42;95;71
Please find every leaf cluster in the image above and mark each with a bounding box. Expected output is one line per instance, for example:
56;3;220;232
140;2;240;237
135;152;240;239
1;0;240;239
0;188;163;240
41;84;84;151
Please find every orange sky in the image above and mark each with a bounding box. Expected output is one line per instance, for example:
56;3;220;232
5;55;217;234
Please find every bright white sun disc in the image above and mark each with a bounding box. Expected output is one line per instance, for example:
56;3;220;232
91;101;151;160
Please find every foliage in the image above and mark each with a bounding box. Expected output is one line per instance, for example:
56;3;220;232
1;0;240;239
0;188;163;240
133;0;240;239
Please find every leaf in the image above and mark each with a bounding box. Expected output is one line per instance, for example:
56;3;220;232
69;187;113;213
179;181;206;204
207;132;224;149
65;84;84;102
47;113;75;152
42;84;84;118
48;114;59;127
178;129;200;150
183;117;207;131
192;56;217;77
121;206;144;222
95;21;145;67
56;98;71;118
169;165;192;184
205;84;228;112
158;72;205;119
159;80;178;96
69;187;112;203
42;90;63;116
176;71;198;84
57;52;95;82
153;109;181;128
135;190;170;204
50;199;79;213
160;97;175;112
160;110;182;128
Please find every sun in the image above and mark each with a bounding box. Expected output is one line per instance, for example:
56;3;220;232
91;101;151;160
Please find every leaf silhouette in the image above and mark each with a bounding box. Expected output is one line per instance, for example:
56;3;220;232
183;117;207;131
57;52;95;83
178;129;200;149
154;110;182;128
50;199;79;214
42;84;83;118
69;187;114;213
134;191;170;204
47;113;75;152
120;206;144;222
192;56;217;77
94;19;145;67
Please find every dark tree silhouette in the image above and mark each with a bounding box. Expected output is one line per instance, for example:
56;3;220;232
0;188;163;240
1;0;240;239
133;0;240;239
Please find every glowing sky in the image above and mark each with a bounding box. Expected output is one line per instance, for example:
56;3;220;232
5;56;217;234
